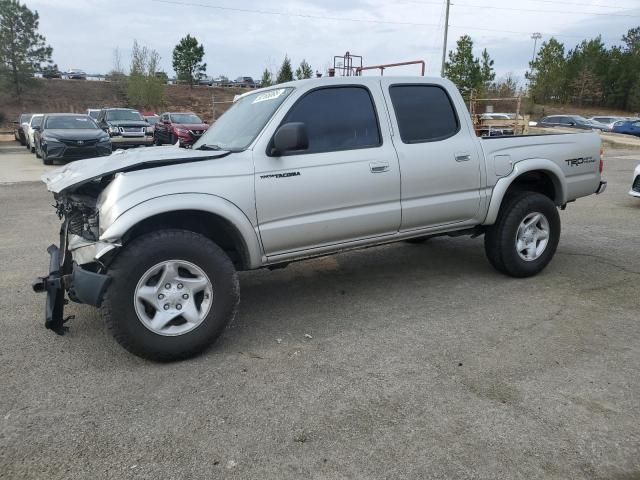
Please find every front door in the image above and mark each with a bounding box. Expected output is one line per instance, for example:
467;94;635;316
254;85;401;257
381;81;482;230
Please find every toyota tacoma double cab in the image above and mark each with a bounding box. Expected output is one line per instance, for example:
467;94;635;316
33;77;607;361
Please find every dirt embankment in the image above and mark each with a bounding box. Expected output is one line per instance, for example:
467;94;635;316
0;78;246;127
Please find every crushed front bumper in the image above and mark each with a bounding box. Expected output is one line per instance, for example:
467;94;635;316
32;244;111;334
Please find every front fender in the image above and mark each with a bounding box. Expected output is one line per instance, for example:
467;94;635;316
99;193;263;269
483;158;567;225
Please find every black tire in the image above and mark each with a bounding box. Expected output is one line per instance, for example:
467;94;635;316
100;229;239;361
35;147;41;159
484;191;560;278
30;145;35;153
170;133;177;146
153;135;162;146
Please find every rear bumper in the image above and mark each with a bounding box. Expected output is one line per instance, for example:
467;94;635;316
596;181;607;195
32;244;110;334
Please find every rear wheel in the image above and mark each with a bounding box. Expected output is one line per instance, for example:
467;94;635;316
100;229;239;361
484;192;560;278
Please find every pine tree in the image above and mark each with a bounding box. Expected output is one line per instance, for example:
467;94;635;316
276;55;293;84
172;34;206;87
295;59;313;80
443;35;482;99
0;0;53;97
260;68;273;87
479;48;495;94
526;38;566;104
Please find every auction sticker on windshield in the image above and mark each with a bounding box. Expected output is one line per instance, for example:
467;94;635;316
252;89;286;104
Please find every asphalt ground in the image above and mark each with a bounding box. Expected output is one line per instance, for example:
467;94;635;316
1;140;639;479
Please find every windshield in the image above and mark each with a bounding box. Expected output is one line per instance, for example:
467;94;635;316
106;110;143;122
170;113;202;124
20;114;33;123
88;110;100;120
31;116;43;127
145;116;160;125
193;87;293;151
46;115;98;129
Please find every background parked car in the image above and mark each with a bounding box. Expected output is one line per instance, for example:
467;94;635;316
66;69;87;80
537;115;608;131
612;120;640;137
197;73;213;86
13;113;33;145
154;112;209;147
96;108;154;148
143;114;161;134
42;69;62;79
87;108;101;121
234;76;256;88
589;116;626;131
25;114;44;152
34;113;111;165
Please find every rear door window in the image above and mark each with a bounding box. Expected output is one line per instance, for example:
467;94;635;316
388;85;459;143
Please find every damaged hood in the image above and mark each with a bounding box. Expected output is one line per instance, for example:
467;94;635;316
42;146;230;194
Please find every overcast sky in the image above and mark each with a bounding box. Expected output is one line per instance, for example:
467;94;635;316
27;0;640;85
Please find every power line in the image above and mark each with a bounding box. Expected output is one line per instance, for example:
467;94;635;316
149;0;623;41
398;0;639;11
453;2;640;18
151;0;443;27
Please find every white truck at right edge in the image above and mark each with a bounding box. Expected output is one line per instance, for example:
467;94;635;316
35;76;607;360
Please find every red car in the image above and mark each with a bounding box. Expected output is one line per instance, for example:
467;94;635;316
154;112;209;147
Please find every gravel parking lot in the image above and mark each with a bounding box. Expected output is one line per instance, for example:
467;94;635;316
1;141;639;479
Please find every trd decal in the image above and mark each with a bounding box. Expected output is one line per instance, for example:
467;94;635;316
260;171;301;179
565;157;595;167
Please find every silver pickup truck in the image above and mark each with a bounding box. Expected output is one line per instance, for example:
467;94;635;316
33;76;607;361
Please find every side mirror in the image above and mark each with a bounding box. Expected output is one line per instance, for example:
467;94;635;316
272;122;309;156
568;121;576;126
33;126;41;132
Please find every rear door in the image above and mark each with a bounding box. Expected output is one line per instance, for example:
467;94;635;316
253;84;401;256
381;81;482;230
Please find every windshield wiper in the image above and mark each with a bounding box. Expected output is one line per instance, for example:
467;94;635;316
196;143;226;151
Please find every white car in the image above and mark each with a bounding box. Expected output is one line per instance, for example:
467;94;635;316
25;114;44;152
630;164;640;198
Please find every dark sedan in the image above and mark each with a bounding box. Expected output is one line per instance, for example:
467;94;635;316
34;114;112;165
612;120;640;137
537;115;608;131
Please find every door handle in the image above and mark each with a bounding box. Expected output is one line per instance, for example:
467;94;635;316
455;153;472;162
369;162;389;173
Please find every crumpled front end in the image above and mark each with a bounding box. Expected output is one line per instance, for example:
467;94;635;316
32;186;118;334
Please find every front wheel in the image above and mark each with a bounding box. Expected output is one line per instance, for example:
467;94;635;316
100;229;239;361
484;192;560;278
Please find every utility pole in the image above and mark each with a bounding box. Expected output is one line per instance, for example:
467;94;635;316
530;32;542;67
440;0;451;77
